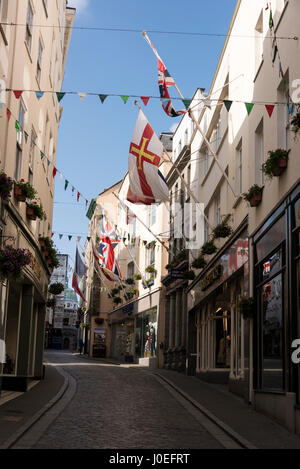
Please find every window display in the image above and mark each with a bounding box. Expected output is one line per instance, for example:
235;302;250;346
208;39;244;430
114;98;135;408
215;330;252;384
135;308;157;359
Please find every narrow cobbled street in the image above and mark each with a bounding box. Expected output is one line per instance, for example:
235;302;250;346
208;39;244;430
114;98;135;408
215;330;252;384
32;351;222;450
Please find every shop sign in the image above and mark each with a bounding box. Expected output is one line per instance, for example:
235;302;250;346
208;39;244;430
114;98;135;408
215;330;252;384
170;269;184;279
29;255;42;280
200;265;223;291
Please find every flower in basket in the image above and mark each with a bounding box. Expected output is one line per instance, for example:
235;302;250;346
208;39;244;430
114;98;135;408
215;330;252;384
212;221;233;239
48;282;64;295
125;277;135;285
0;172;13;201
26;202;45;220
15;180;37;200
0;246;32;278
191;256;207;270
262;149;290;179
242;185;264;207
145;265;157;276
133;273;142;281
201;241;218;256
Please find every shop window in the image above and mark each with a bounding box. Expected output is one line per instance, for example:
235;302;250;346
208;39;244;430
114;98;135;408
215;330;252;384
261;274;284;389
3;284;21;375
135;308;157;359
261;248;282;282
255;215;286;263
214;307;231;368
25;2;33;53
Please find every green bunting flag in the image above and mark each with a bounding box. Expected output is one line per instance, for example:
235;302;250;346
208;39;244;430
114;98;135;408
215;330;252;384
40;151;44;160
269;9;274;29
15;120;20;132
56;92;65;103
68;235;72;241
182;99;192;109
87;237;91;242
245;102;254;116
272;45;278;64
224;100;233;112
120;95;129;104
99;94;108;103
64;180;69;191
59;234;63;240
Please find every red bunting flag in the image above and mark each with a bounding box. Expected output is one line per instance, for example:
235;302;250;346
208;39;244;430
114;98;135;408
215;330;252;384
13;90;23;99
141;96;150;106
6;109;11;121
53;167;57;178
265;104;275;118
77;192;80;202
86;199;88;208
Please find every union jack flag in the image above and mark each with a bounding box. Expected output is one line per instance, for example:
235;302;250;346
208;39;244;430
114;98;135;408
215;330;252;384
98;214;122;281
143;32;185;117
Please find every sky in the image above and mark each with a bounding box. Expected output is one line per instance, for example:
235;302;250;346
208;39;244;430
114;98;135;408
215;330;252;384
53;0;238;281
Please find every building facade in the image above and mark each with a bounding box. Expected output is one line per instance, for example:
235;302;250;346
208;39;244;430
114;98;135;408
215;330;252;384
0;1;75;391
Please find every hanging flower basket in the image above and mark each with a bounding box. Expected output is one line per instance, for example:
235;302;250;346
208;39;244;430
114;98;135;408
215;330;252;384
191;256;207;270
0;246;32;279
0;172;13;201
110;288;119;297
201;241;217;256
46;298;56;308
243;185;264;207
183;270;196;280
48;282;64;295
145;265;157;276
238;297;255;318
14;180;37;202
212;222;233;239
113;296;122;305
125;277;135;285
262;149;290;179
26;202;45;221
133;273;142;281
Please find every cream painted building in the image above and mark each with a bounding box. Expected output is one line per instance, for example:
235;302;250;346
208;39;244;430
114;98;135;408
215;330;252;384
84;134;172;368
179;0;300;434
0;0;75;391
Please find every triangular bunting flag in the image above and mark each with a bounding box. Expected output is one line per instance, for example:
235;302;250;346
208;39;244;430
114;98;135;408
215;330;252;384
120;95;129;104
288;103;295;116
78;93;86;101
56;92;65;103
224;100;233;112
35;91;44;100
64;180;69;191
6;109;11;121
13;90;23;99
265;104;275;118
99;94;108;103
53;167;57;178
269;9;274;29
41;151;44;160
59;172;63;180
245;102;254;115
47;159;51;167
24;131;29;143
68;235;72;241
182;99;192;109
141;96;150;106
59;234;63;240
77;192;80;202
15;120;20;132
87;237;91;242
272;45;278;64
77;236;81;242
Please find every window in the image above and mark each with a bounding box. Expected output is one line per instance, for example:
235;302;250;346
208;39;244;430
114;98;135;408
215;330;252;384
254;10;263;76
255;119;264;186
204;146;210;176
148;204;157;226
215;190;221;226
145;245;155;281
37;39;43;84
178;140;182;155
15;101;25;180
184;129;188;146
25;2;33;53
28;127;37;185
235;140;242;196
204;216;209;243
127;261;134;279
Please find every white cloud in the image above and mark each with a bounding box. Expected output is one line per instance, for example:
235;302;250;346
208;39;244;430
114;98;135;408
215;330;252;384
68;0;89;13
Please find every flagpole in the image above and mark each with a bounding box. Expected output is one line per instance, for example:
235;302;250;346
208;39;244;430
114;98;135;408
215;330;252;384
134;100;213;232
142;31;237;199
113;191;169;252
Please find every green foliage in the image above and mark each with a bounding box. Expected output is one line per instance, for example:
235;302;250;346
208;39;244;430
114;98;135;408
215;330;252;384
212;222;233;239
262;149;290;179
201;241;217;256
191;256;207;270
242;184;263;202
15;180;37;200
27;202;45;220
48;282;64;295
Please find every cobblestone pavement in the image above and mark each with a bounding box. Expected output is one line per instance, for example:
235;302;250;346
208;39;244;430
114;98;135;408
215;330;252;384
33;350;223;449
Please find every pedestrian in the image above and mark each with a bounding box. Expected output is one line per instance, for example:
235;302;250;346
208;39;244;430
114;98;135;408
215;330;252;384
78;338;84;355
